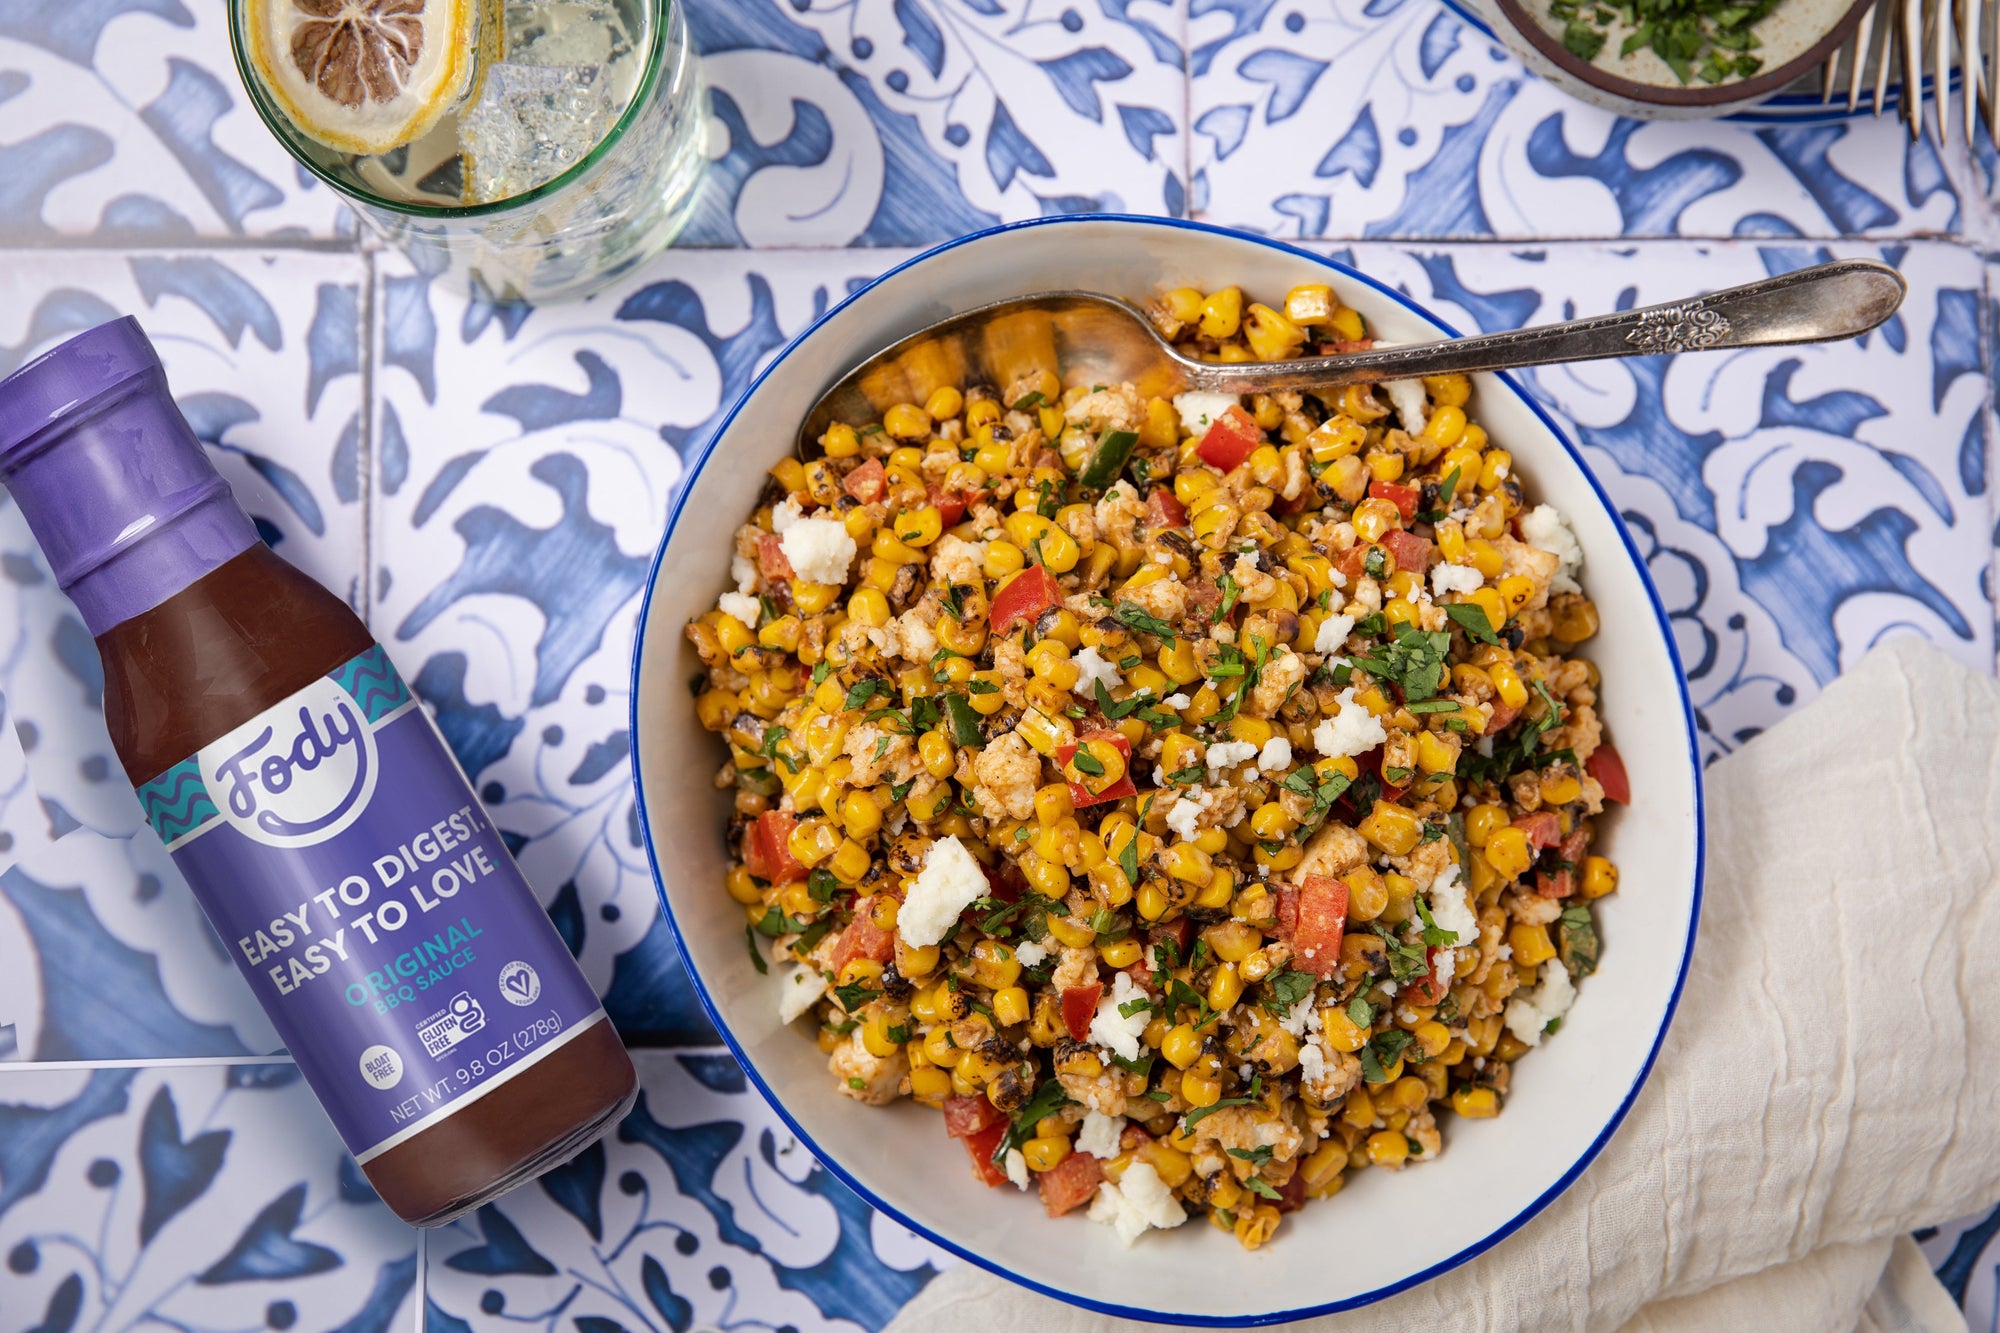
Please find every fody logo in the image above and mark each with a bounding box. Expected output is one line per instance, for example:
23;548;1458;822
200;676;380;848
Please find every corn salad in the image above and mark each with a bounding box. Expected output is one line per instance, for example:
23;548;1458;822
686;280;1631;1249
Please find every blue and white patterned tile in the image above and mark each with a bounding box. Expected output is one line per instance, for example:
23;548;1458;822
369;247;896;1044
423;1049;949;1333
1190;0;1970;241
1922;1203;2000;1333
0;250;367;1061
0;0;351;243
0;1061;417;1330
684;0;1187;248
1316;239;1992;759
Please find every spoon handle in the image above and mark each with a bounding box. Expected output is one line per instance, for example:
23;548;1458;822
1196;259;1907;393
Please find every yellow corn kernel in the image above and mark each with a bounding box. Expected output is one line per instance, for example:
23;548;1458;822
1015;709;1074;758
860;1012;901;1058
724;866;763;906
1045;914;1096;950
896;506;944;549
1202;921;1260;965
1489;661;1529;710
1541;771;1582;806
1358;800;1423;856
920;385;963;422
1243;303;1307;361
1253;842;1303;872
1495;575;1533;618
1451;1085;1500;1119
1301;1140;1347;1195
828;838;872;884
1135;881;1169;922
1283;283;1335;326
1164;842;1213;884
1340;1085;1376;1129
1421;404;1467;449
1162;285;1207;328
1385;1076;1427;1113
904;731;949;782
1206;963;1244;1012
844;587;890;630
1249;801;1296;840
1320;1004;1368;1054
1415;731;1458;776
1345;866;1388;921
1510;923;1556;968
1022;852;1071;898
769;456;808;493
1366;1130;1410;1169
839;790;882;840
1484;825;1533;878
883;402;931;440
1583;855;1619;899
904;782;950;822
819;421;861;458
1199;286;1243;339
786;817;839;868
1465;803;1508;848
980;541;1025;582
968;938;1022;990
1413;1020;1452;1060
1091;939;1141;974
1021;1135;1071;1173
1327;303;1365;342
1478;448;1513;491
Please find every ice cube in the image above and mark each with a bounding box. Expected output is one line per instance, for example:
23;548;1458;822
457;62;616;203
503;0;624;67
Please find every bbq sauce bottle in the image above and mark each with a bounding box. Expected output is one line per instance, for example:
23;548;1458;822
0;318;636;1225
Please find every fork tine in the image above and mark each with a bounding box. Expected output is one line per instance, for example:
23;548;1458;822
1904;0;1927;136
1988;0;1999;140
1823;31;1846;100
1961;0;1980;142
1876;0;1902;114
1849;1;1879;109
1935;0;1953;141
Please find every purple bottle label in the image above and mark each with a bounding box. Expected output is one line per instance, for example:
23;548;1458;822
135;645;605;1162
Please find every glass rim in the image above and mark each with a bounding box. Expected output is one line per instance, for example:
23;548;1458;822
227;0;676;220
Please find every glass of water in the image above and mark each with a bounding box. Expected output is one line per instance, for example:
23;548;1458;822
230;0;707;302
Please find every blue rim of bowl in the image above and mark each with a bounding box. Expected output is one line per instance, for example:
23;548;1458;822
629;213;1707;1327
1435;0;1942;120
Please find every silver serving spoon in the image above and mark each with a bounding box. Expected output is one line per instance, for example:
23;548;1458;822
797;259;1906;454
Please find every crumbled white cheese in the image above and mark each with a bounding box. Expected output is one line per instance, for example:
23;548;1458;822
1276;992;1318;1038
1383;378;1428;435
1087;1161;1186;1245
1077;1112;1126;1160
1164;693;1191;709
1089;971;1151;1063
1311;686;1389;758
1005;1148;1031;1190
1071;645;1121;699
1232;552;1263;582
1424;863;1479;949
1504;959;1578;1049
717;591;761;628
779;517;857;586
1258;737;1293;774
897;836;987;948
1172;390;1241;437
1314;612;1356;654
777;965;827;1024
1431;563;1484;597
1519;504;1583;594
1165;797;1203;843
1013;940;1049;968
1297;1042;1327;1084
730;552;757;593
1206;740;1259;773
770;498;804;533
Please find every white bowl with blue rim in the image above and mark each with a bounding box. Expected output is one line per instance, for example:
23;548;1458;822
629;215;1703;1326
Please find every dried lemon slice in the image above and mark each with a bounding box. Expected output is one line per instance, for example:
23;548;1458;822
246;0;477;156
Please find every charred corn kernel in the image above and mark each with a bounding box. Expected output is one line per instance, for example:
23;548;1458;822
1542;771;1582;806
1163;286;1206;327
1321;1004;1368;1054
1244;303;1308;361
1204;921;1261;963
1042;608;1083;649
1021;1136;1070;1173
1485;825;1533;879
1199;286;1244;339
1510;922;1557;968
968;938;1021;990
1206;963;1244;1012
1489;661;1529;710
786;818;839;867
1359;800;1423;856
1466;802;1508;848
1451;1085;1500;1119
863;896;898;936
1045;914;1096;949
1098;938;1143;970
1136;881;1169;922
1164;842;1213;884
840;791;882;840
883;402;931;440
1421;404;1467;449
1250;801;1297;840
1464;586;1506;634
1415;731;1458;776
1498;575;1535;616
847;587;891;629
1016;709;1074;757
820;421;860;458
1340;1086;1376;1128
1479;448;1512;491
1583;856;1619;899
1413;1020;1452;1060
828;838;872;884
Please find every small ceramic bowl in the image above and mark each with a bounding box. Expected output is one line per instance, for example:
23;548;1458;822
629;216;1705;1325
1478;0;1871;118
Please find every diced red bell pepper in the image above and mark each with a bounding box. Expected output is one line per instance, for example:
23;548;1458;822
756;531;794;582
1587;744;1630;805
1334;545;1369;586
1355;746;1407;804
1055;730;1137;809
943;1094;1005;1140
1039;1149;1103;1217
1275;882;1299;939
829;911;894;976
1060;982;1101;1043
927;484;967;529
1382;529;1433;577
1487;698;1522;732
1195;405;1262;473
1151;918;1193;962
1369;481;1420;523
964;1122;1011;1187
744;811;803;885
1512;810;1562;850
1274;1169;1309;1213
1403;946;1454;1006
1538;829;1589;898
990;564;1062;633
980;858;1027;904
1146;487;1188;529
1289;873;1350;979
843;458;886;503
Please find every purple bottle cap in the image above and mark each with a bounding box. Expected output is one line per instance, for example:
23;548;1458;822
0;317;258;635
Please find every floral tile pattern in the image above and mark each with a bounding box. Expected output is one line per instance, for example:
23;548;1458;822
0;0;1995;1326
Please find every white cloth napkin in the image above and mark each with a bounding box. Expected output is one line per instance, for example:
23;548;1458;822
885;638;2000;1333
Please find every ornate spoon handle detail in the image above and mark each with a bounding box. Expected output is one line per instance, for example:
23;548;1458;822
1195;259;1907;393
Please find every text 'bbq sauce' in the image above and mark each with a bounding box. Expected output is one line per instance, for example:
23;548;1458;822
0;318;636;1225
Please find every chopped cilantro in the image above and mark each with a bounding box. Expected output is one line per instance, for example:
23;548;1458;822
1112;600;1178;641
992;1080;1072;1164
1229;1145;1275;1166
1262;969;1316;1016
745;926;768;975
1244;1177;1282;1200
1215;572;1241;623
1071;749;1106;777
843;678;884;710
1443;601;1501;645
